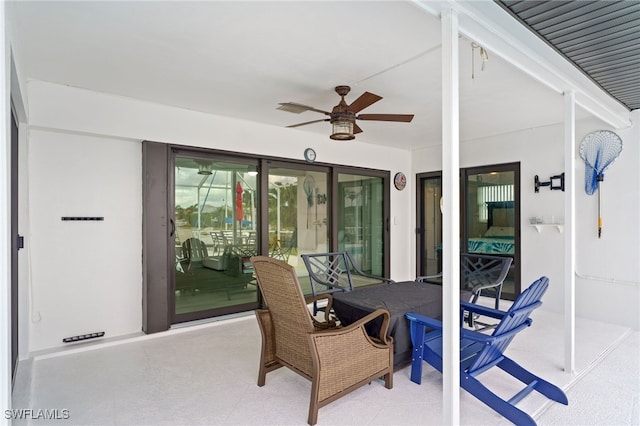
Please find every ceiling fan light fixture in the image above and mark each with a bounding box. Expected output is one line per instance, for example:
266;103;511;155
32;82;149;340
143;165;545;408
330;119;355;141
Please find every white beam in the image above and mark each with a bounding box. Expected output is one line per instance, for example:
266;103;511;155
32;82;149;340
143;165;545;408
411;0;631;129
563;90;576;374
441;8;461;425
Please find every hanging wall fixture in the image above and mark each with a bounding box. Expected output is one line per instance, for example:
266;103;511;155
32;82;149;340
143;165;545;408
534;173;564;193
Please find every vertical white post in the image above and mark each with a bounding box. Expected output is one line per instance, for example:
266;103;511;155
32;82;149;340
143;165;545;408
1;1;12;423
563;90;576;374
441;8;461;425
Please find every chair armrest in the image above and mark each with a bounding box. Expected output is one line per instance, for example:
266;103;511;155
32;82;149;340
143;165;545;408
460;301;507;320
305;294;338;327
460;327;495;343
406;312;495;344
339;308;392;345
356;271;396;285
345;252;395;284
305;293;333;305
469;281;504;294
415;273;443;282
308;310;394;390
405;312;443;330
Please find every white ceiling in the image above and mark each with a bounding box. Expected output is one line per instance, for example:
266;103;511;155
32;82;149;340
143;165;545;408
9;1;592;150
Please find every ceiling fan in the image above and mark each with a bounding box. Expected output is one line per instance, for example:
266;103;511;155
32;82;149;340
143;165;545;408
277;85;414;140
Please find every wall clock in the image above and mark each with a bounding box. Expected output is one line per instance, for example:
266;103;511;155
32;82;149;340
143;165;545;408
304;148;316;163
394;172;406;191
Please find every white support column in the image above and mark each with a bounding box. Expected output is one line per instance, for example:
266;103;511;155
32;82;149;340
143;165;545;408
563;90;576;374
441;8;461;425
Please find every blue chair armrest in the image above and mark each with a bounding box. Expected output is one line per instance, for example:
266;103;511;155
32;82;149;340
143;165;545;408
460;327;495;344
406;312;443;330
407;312;496;343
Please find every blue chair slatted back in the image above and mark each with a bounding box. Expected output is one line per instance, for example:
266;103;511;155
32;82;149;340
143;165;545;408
466;276;549;375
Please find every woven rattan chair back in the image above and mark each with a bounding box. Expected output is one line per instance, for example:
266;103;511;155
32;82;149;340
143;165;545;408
252;256;315;376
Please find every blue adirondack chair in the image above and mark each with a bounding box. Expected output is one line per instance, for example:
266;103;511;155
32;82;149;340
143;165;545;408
406;276;568;426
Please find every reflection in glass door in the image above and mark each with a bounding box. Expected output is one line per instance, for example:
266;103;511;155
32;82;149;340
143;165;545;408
267;167;329;295
173;155;259;322
417;174;442;278
463;164;520;300
337;173;385;287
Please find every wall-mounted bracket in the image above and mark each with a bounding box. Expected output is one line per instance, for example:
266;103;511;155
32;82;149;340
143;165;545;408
534;172;564;193
61;216;104;221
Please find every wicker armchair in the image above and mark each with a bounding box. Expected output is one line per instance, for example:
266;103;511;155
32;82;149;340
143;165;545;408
251;256;394;425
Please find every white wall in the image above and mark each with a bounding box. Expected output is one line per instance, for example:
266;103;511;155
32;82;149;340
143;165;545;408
575;110;640;328
23;81;413;353
412;112;640;329
27;130;143;351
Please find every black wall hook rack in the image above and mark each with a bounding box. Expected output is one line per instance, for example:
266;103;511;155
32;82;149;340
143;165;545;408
535;173;564;193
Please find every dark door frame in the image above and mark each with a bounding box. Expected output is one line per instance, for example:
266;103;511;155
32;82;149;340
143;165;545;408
417;162;521;300
169;148;262;324
415;171;442;277
461;162;521;300
10;106;19;385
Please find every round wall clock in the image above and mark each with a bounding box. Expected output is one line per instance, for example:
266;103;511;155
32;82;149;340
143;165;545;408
394;172;407;190
304;148;317;163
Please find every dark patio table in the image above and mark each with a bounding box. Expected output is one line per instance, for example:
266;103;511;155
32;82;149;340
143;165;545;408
331;280;472;369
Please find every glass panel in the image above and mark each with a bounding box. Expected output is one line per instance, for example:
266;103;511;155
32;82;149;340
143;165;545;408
465;170;516;297
268;168;329;295
421;176;443;278
173;156;259;318
465;171;515;254
338;173;384;288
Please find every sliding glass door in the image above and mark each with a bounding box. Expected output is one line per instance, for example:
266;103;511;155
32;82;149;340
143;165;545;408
142;142;392;330
172;154;259;323
417;162;520;300
266;165;330;295
417;173;443;278
337;172;387;286
462;163;520;300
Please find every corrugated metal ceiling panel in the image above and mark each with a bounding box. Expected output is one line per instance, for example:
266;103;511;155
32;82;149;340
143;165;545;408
497;0;640;111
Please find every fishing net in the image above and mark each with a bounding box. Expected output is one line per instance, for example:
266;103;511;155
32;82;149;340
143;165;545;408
579;130;623;195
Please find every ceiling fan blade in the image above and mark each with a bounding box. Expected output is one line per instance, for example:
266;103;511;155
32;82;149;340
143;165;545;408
347;92;382;113
286;118;330;128
353;123;363;134
277;102;330;115
357;114;414;122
